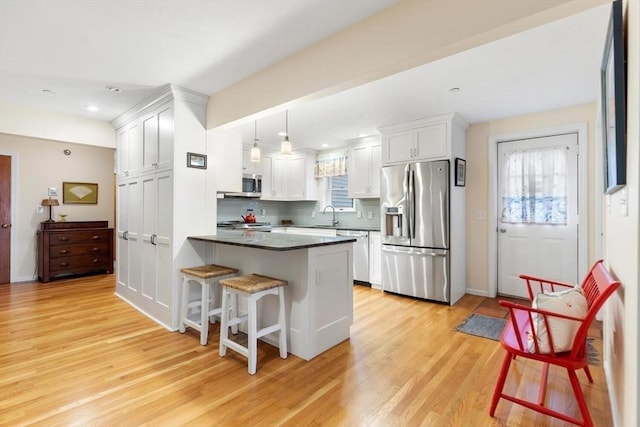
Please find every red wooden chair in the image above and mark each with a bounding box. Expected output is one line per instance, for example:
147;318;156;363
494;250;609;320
489;260;620;426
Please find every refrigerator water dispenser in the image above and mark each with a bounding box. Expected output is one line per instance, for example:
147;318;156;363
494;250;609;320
384;207;403;237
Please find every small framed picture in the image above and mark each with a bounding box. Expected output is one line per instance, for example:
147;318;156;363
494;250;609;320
187;152;207;169
63;182;98;204
455;158;466;187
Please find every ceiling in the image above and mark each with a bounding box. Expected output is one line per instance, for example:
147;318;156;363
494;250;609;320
0;1;611;152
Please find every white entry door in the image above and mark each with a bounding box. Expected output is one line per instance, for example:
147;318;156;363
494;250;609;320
497;133;578;298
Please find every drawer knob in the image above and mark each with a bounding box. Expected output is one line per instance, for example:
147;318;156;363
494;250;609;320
59;249;68;254
60;237;69;241
92;259;99;263
92;247;100;252
59;262;68;267
91;235;100;240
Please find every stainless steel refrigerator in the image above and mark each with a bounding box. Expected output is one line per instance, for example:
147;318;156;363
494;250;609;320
380;160;450;302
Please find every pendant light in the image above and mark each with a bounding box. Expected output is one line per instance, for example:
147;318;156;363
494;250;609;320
281;109;292;155
250;120;261;162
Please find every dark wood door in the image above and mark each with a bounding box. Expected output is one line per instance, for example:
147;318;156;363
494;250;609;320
0;155;11;283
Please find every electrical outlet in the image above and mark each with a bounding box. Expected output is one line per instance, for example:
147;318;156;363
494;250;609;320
37;206;45;214
311;211;315;218
261;208;266;216
357;211;362;218
367;211;373;219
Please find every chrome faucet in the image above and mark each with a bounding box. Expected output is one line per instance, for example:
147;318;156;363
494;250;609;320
322;204;339;226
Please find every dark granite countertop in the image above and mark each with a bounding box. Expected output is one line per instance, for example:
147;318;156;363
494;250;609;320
272;224;381;232
188;230;356;251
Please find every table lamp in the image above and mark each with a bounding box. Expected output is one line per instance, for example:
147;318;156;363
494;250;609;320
41;198;60;222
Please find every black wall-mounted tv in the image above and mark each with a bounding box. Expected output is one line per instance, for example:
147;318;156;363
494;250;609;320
601;0;626;195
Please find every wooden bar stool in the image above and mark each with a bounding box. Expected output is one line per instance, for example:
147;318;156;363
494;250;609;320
179;264;238;345
219;273;287;375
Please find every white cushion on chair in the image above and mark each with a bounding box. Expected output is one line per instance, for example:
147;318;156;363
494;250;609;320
528;287;588;354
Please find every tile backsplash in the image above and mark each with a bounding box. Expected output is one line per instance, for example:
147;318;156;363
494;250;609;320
217;198;381;229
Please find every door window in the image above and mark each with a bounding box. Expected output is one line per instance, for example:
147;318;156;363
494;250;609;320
500;146;568;225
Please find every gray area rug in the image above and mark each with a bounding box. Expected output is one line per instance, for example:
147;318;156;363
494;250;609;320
455;313;601;366
455;313;506;341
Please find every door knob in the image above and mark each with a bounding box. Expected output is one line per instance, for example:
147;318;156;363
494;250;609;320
1;223;10;228
499;228;507;233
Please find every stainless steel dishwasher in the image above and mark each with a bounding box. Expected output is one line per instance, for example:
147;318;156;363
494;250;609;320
336;230;369;284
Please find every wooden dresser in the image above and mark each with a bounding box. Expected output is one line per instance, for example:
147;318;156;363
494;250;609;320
37;221;114;283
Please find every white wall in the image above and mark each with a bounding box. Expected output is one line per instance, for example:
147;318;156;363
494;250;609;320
0;101;115;148
465;103;598;294
603;1;639;426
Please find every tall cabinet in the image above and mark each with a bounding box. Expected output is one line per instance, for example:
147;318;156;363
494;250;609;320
112;85;210;330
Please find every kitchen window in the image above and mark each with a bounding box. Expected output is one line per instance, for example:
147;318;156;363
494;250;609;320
329;175;355;211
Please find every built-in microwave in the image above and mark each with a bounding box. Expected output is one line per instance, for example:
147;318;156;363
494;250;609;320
218;173;262;198
242;173;262;195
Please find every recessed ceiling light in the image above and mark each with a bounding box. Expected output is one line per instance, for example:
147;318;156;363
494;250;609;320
357;133;368;138
105;85;121;93
449;87;461;93
86;105;99;112
42;89;56;95
321;143;329;148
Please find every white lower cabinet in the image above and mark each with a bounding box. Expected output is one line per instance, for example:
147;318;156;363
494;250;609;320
212;242;353;361
368;231;382;289
116;177;141;297
283;227;336;237
140;170;173;324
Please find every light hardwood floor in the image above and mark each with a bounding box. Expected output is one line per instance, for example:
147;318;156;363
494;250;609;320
0;275;612;426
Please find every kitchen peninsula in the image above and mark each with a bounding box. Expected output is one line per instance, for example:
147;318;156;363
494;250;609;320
188;230;356;361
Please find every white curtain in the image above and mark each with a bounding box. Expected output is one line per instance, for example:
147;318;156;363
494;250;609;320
315;150;348;178
501;146;568;224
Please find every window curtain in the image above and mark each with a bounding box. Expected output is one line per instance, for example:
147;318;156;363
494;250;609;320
501;146;568;224
315;150;348;178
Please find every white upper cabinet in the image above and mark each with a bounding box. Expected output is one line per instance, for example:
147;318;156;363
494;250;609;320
379;113;466;165
141;104;174;174
348;136;381;198
261;150;317;201
116;121;141;178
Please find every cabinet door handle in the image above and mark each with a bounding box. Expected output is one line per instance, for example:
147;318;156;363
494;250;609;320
151;234;157;245
123;231;129;240
1;223;10;228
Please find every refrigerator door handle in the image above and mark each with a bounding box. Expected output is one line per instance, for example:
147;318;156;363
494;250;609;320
406;169;412;239
410;169;416;239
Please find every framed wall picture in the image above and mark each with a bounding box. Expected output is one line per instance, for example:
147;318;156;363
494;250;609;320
187;152;207;169
455;158;466;187
62;182;98;204
601;0;626;194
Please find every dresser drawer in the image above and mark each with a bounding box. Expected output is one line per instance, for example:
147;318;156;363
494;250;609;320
49;242;110;259
49;230;111;246
48;254;112;273
38;222;114;283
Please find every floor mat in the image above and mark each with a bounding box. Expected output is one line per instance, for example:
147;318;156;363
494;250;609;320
455;313;601;366
455;313;506;341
